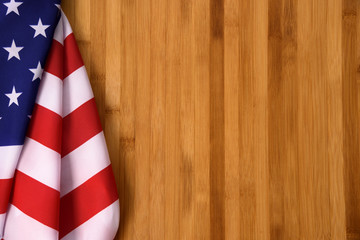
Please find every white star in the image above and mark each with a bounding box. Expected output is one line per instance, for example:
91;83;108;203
5;86;22;107
55;4;61;9
29;62;43;81
30;18;50;38
3;0;23;15
3;40;23;60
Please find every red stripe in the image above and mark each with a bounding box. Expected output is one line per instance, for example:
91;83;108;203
59;165;118;238
63;33;84;78
44;40;64;80
27;104;62;154
44;34;84;80
10;170;59;230
0;178;13;214
62;98;102;157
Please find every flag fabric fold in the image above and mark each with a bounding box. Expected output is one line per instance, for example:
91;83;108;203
0;3;119;240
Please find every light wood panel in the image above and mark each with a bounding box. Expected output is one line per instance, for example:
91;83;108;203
61;0;360;239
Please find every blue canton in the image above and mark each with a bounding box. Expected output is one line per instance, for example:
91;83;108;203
0;0;61;146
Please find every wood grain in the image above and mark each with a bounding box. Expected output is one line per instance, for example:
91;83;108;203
61;0;360;239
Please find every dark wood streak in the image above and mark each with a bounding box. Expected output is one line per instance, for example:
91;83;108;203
210;0;225;239
342;0;360;238
268;0;286;239
268;0;299;239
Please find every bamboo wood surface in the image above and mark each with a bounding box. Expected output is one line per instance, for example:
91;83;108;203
62;0;360;239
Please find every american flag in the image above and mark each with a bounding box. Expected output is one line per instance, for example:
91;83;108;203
0;1;119;239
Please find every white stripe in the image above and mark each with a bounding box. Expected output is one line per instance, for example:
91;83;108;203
63;66;94;117
36;71;63;116
61;200;120;240
60;132;110;197
0;145;22;179
53;11;73;45
0;213;5;239
52;12;64;45
61;11;73;39
16;138;61;191
3;205;58;240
